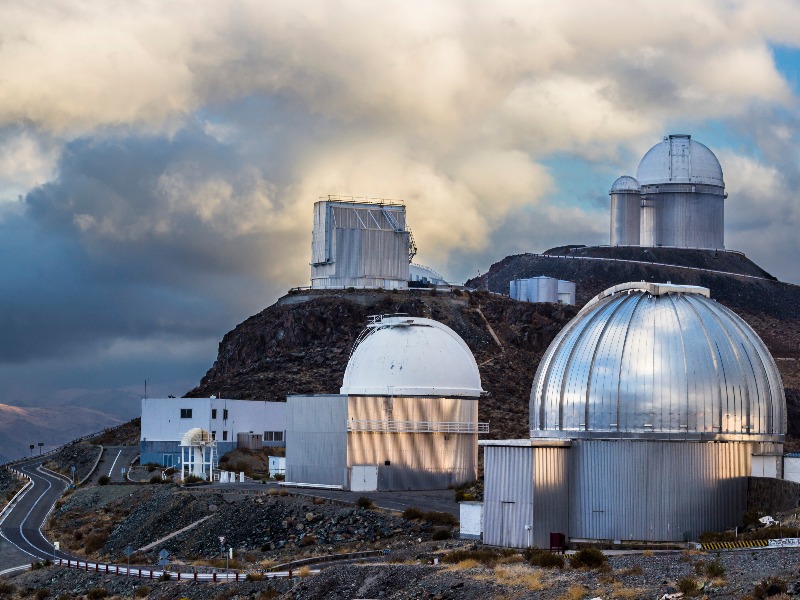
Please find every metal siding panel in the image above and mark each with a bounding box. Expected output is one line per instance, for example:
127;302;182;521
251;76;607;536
285;395;348;487
532;447;569;547
484;446;534;547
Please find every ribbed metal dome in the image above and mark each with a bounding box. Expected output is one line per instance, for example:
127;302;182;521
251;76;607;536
341;315;483;397
530;282;785;440
610;175;640;193
637;134;724;187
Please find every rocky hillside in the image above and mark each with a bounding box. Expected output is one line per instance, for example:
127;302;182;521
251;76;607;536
188;289;576;440
188;247;800;443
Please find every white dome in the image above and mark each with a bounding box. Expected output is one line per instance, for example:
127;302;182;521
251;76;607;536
636;134;724;187
341;316;483;397
610;175;640;193
180;428;213;446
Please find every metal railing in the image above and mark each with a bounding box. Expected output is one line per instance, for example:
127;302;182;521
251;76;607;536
347;420;489;433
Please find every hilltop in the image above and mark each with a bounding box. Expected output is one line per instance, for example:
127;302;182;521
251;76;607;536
187;246;800;443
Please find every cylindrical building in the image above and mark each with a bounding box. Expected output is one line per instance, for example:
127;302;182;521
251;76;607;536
609;175;641;246
636;134;725;249
527;282;785;542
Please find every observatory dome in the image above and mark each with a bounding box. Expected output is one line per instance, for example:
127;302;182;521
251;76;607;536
636;134;724;187
530;282;785;440
610;175;640;192
341;315;483;397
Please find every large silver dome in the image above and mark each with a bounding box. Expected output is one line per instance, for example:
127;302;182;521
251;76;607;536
636;134;724;187
530;282;785;440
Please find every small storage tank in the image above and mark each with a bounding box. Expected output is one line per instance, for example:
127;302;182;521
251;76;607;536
510;276;558;303
609;176;641;246
556;280;576;305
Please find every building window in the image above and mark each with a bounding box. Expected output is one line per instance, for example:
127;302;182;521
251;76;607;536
211;431;216;440
223;409;229;420
264;431;284;442
212;409;217;419
180;409;192;419
222;431;228;441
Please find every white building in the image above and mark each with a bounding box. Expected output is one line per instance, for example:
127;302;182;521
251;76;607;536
310;196;416;290
285;315;487;491
510;277;576;305
140;397;286;468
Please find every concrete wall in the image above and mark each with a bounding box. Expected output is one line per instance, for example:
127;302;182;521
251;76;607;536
460;502;484;539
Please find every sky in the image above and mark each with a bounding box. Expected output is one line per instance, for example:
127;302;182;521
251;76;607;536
1;0;800;417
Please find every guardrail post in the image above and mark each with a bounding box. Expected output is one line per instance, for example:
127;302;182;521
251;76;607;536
235;572;239;582
116;565;119;574
105;564;108;573
194;572;197;582
213;572;217;582
85;562;88;571
95;563;99;572
149;569;153;579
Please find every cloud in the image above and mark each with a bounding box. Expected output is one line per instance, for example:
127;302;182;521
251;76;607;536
0;0;800;424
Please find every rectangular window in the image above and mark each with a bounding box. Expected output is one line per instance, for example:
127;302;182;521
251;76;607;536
263;431;284;442
180;409;192;419
211;409;217;419
274;431;284;442
211;431;216;440
223;409;229;420
222;431;228;441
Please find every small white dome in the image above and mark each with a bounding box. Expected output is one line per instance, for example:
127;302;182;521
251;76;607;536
341;316;483;397
180;428;213;446
610;175;640;193
636;134;724;187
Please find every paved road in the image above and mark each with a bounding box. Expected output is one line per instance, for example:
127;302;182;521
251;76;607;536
0;458;71;571
87;446;139;485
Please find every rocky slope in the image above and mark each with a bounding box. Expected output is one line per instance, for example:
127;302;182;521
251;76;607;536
188;246;800;442
187;289;576;440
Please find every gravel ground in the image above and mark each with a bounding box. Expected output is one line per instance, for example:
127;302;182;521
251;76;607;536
44;443;103;483
5;548;800;599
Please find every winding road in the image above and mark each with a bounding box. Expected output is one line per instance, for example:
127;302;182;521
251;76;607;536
0;458;72;574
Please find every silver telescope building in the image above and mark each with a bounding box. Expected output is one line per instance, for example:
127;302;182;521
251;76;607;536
610;134;726;249
482;282;785;547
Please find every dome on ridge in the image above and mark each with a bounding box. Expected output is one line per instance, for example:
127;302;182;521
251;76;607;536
636;134;724;187
341;316;483;397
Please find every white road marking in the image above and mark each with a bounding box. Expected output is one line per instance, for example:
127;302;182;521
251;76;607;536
108;450;122;477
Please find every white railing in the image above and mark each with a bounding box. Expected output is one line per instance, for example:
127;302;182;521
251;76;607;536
347;420;489;434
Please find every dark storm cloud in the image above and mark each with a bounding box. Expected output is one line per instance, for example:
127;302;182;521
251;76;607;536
0;125;291;364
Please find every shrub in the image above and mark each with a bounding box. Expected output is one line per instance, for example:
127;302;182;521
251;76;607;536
183;474;204;484
299;535;317;547
258;590;280;600
706;557;726;578
0;583;15;595
86;589;108;600
441;548;515;567
133;586;150;598
401;506;423;520
84;532;109;553
569;547;607;569
273;474;285;481
149;475;162;484
422;511;458;527
97;475;111;486
356;496;374;509
158;572;171;581
297;566;311;577
677;576;698;596
245;572;264;582
523;548;565;569
35;590;49;600
751;576;788;599
30;561;44;570
431;528;450;541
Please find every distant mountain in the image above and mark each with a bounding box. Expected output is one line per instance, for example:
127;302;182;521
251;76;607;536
0;403;123;464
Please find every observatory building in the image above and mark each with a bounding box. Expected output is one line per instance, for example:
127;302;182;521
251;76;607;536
311;196;416;290
510;277;576;305
140;397;286;469
610;134;726;249
285;315;487;491
481;282;785;547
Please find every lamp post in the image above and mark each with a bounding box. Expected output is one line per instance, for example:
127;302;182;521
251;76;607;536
38;442;44;455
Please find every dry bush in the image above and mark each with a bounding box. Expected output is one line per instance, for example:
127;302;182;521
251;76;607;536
642;549;654;557
133;586;150;598
267;488;279;496
494;565;545;591
619;565;643;577
444;559;481;571
558;585;588;600
312;497;326;505
297;566;311;577
498;554;524;565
